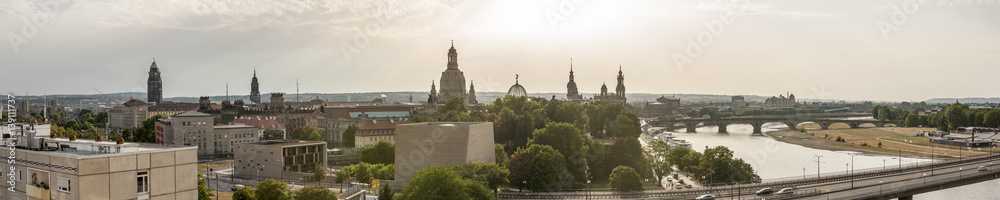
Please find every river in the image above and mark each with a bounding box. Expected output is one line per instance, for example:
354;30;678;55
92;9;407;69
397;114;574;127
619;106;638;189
660;122;998;199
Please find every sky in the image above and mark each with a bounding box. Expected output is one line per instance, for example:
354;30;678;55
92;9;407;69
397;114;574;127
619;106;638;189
1;0;999;102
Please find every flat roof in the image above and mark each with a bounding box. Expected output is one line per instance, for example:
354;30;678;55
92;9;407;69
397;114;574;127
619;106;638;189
245;139;326;147
214;124;257;129
400;122;491;127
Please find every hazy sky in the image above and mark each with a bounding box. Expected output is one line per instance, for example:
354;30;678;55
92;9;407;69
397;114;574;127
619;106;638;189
2;0;999;102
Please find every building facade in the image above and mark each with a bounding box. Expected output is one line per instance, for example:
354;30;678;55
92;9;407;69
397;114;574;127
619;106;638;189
233;140;327;180
764;93;796;108
0;124;198;200
213;125;260;156
147;59;162;105
355;119;409;148
122;99;149;129
231;116;286;140
393;122;495;188
308;105;414;147
594;66;627;104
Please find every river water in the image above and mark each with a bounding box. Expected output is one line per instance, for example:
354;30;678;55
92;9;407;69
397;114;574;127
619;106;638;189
661;122;998;199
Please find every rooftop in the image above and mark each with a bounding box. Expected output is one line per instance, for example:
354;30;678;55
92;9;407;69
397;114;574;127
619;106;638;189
214;124;257;129
175;110;211;117
245;139;326;147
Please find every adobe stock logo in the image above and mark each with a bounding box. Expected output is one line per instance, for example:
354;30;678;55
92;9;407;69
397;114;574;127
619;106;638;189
672;0;752;73
5;0;73;54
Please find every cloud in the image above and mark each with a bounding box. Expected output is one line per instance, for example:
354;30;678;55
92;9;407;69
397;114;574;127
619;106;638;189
86;0;456;36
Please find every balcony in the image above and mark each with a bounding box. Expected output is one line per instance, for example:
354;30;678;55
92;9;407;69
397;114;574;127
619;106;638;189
26;184;50;200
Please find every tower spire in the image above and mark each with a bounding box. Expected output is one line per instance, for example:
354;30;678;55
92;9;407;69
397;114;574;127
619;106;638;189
570;58;573;72
451;40;454;48
515;74;519;84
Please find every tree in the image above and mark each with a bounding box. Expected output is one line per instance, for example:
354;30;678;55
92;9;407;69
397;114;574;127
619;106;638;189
378;184;395;200
608;166;643;192
309;165;327;182
495;144;509;167
233;187;255;200
604;138;648;178
295;185;337;200
197;173;214;200
360;140;395;165
261;129;285;140
342;125;357;147
586;139;608;182
606;114;640;138
945;102;968;131
645;141;673;185
506;144;570;191
290;125;323;141
335;169;350;189
904;114;921;127
528;122;588;185
355;162;373;185
877;107;890;122
400;166;495;200
453;162;510;192
440;97;469;114
255;179;292;200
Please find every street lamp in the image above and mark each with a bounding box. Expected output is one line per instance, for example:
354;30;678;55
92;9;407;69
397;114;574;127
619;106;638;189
879;181;883;194
922;173;927;185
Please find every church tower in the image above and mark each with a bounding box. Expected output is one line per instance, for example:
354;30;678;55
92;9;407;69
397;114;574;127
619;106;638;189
615;65;626;97
438;41;468;103
566;58;581;100
428;81;438;105
467;81;478;104
147;58;162;105
250;69;261;104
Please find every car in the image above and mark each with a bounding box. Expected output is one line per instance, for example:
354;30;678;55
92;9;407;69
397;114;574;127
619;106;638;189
776;188;795;194
678;179;685;184
231;184;245;191
666;177;673;182
686;184;693;188
756;188;774;195
979;166;989;171
695;194;716;200
676;184;684;189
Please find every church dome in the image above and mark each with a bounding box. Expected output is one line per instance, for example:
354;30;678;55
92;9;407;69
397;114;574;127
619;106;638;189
507;75;527;97
507;83;526;97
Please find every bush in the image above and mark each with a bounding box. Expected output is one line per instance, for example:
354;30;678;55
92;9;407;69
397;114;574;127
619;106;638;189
608;166;643;192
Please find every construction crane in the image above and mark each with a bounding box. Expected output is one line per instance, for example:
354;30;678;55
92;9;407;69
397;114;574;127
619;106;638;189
92;87;115;102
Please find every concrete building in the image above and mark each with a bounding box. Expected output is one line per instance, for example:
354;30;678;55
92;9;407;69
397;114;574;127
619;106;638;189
157;111;258;157
212;125;259;156
355;119;409;148
120;99;149;129
233;140;327;180
393;122;495;188
0;123;198;200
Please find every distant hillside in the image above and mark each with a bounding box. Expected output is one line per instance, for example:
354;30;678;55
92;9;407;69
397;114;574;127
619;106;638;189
924;97;1000;104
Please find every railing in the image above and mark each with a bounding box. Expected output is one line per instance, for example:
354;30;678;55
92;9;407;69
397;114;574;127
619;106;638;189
498;154;999;199
26;184;50;200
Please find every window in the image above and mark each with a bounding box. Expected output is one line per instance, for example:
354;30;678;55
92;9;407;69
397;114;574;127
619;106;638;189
57;177;71;193
14;169;21;182
137;171;149;193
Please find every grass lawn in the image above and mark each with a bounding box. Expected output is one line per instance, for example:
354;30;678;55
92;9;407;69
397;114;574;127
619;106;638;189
806;128;989;157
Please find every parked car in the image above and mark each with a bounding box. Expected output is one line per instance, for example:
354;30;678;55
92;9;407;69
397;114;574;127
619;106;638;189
678;179;685;184
695;194;716;200
231;184;245;191
756;188;774;195
676;184;684;189
686;184;693;188
979;166;989;171
776;188;795;194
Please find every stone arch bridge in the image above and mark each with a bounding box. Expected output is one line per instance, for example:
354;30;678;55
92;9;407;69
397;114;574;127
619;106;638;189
648;117;899;134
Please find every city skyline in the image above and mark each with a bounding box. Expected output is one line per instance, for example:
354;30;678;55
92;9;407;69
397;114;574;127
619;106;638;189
2;0;1000;102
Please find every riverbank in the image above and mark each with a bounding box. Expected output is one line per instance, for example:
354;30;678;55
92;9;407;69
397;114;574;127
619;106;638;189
766;127;989;159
